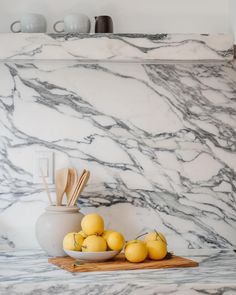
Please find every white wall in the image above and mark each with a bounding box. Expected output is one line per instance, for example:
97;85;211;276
230;0;236;41
0;0;232;35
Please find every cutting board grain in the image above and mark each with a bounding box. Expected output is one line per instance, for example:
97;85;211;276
48;253;198;273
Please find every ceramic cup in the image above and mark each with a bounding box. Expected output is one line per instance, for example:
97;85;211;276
53;13;91;33
35;206;84;257
10;13;47;33
95;15;113;33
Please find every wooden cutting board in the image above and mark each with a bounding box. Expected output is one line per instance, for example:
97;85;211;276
48;253;198;273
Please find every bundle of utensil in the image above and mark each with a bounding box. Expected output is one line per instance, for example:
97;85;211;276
41;167;90;207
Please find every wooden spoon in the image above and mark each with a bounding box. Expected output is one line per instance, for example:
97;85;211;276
67;169;86;206
65;168;78;203
70;170;90;207
40;168;53;205
55;168;69;206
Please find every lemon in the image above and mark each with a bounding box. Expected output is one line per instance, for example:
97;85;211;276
107;232;125;251
124;240;148;263
78;230;87;238
63;232;84;251
146;240;167;260
102;230;114;241
125;239;145;248
144;231;167;244
82;235;107;252
81;213;104;236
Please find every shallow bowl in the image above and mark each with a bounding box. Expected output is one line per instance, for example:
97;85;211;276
64;249;120;262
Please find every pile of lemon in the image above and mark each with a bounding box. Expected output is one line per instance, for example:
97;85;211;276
63;213;125;253
125;232;167;263
63;213;168;263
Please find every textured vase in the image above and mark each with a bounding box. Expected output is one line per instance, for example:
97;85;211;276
35;206;84;257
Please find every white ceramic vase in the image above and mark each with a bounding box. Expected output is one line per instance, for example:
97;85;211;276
35;206;84;257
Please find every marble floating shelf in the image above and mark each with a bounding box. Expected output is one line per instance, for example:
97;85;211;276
0;33;233;62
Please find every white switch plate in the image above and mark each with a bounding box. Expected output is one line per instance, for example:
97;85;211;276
34;151;54;184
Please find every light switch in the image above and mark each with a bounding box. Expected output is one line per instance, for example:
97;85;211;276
34;151;54;184
38;158;49;177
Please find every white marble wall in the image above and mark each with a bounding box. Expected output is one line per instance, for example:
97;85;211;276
0;59;236;250
0;34;235;250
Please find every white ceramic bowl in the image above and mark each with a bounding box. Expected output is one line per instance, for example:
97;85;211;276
64;249;120;262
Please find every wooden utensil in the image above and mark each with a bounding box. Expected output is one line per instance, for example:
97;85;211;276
55;168;69;206
65;168;78;203
68;174;87;206
67;169;86;206
70;170;90;207
48;253;198;273
40;168;53;205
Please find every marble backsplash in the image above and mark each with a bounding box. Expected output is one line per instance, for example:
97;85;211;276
0;33;233;61
0;34;235;251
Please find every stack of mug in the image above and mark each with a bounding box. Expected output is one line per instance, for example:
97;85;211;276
10;13;113;33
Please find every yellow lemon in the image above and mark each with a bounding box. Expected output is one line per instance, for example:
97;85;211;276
81;213;104;236
82;235;107;252
144;231;167;244
107;232;125;251
125;239;145;248
78;230;87;238
124;240;148;263
146;240;167;260
63;232;84;251
102;230;114;241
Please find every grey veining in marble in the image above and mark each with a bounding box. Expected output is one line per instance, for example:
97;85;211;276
0;249;236;295
0;59;236;249
0;33;233;61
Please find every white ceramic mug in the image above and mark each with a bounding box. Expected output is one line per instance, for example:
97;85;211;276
53;14;91;33
10;13;47;33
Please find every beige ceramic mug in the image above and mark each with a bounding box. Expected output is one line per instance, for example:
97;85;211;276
10;13;47;33
53;13;90;33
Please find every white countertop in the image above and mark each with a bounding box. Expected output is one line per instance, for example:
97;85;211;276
0;249;236;294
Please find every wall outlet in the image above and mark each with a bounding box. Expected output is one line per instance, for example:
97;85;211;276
34;151;54;184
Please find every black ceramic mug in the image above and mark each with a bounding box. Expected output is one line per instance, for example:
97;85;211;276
95;15;113;33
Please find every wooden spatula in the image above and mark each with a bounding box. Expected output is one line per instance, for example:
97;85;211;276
55;168;69;206
68;172;87;206
65;168;78;203
70;170;90;207
67;169;86;206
